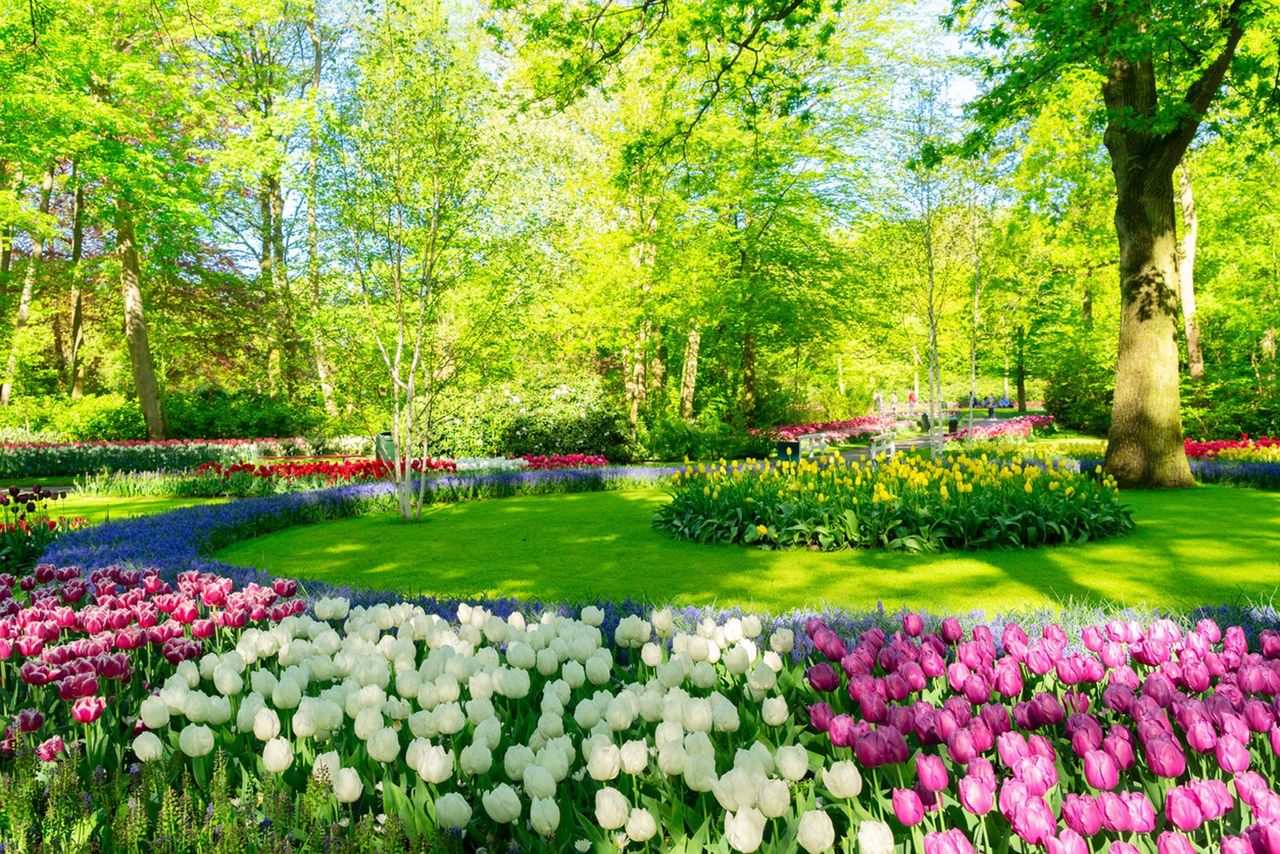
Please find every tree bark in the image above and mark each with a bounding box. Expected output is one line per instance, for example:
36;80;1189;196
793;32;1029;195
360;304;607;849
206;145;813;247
1015;325;1027;413
2;165;54;406
1177;161;1205;383
742;332;757;426
69;170;87;398
116;198;168;439
679;326;700;421
307;11;338;418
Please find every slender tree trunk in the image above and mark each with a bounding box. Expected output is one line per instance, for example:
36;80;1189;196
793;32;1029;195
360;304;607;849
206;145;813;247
1003;355;1010;399
679;326;700;421
116;198;168;439
0;162;12;292
1082;279;1094;330
1177;161;1205;384
260;174;281;394
1015;326;1027;413
270;175;292;393
2;165;54;406
69;171;87;398
742;333;757;427
307;12;338;418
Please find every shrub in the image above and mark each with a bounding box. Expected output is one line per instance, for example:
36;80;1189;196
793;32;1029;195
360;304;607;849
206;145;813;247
0;438;312;478
500;408;634;462
165;388;324;440
654;454;1133;551
1044;345;1114;435
639;414;773;462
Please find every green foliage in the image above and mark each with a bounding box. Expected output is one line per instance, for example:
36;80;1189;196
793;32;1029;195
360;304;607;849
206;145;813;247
165;388;324;440
655;454;1133;551
638;413;773;462
499;409;634;462
1044;342;1115;435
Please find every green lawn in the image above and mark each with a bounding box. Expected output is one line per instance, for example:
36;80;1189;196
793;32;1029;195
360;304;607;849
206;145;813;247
213;484;1280;614
53;493;221;524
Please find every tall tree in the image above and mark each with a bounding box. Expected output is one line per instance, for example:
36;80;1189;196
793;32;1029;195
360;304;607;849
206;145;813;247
951;0;1269;486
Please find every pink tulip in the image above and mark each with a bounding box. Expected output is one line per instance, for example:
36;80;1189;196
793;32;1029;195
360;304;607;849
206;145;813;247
1108;844;1140;854
958;776;993;815
941;617;963;644
72;696;106;724
14;708;43;733
1011;796;1057;846
1164;787;1204;832
1122;792;1156;833
1145;736;1187;778
1048;829;1089;854
892;788;925;826
1216;735;1251;773
807;663;840;692
923;829;973;854
1062;794;1102;837
1083;749;1119;790
1157;833;1196;854
915;753;948;792
903;613;924;637
37;736;64;761
808;702;834;732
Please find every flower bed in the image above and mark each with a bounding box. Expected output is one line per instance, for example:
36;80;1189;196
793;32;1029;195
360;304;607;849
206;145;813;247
655;454;1133;551
752;415;902;443
0;438;314;478
1185;435;1280;461
520;453;608;470
951;414;1056;442
4;561;1280;852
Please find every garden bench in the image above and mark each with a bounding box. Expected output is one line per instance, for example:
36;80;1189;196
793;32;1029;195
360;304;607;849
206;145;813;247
869;432;896;458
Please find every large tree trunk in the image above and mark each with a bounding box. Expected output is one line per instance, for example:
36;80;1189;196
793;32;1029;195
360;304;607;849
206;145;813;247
1100;145;1193;486
1177;161;1205;384
307;12;338;418
679;326;700;421
116;199;168;439
2;166;55;406
69;172;87;398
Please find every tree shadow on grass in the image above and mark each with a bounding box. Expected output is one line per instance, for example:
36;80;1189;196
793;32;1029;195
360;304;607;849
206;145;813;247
214;486;1280;613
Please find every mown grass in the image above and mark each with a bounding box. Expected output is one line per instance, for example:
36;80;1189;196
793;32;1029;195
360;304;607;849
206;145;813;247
213;484;1280;614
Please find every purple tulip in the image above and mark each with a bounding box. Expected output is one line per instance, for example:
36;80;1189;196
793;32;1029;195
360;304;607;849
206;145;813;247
807;663;840;692
1098;792;1129;833
1186;720;1218;753
1011;796;1057;846
903;612;924;637
807;701;834;732
1122;791;1156;834
1221;838;1251;854
828;714;856;747
923;829;974;854
1109;844;1140;854
941;617;963;644
892;788;925;827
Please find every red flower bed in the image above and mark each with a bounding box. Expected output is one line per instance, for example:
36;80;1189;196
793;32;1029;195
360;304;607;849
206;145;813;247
1184;435;1280;459
519;453;608;470
196;457;457;482
752;415;899;442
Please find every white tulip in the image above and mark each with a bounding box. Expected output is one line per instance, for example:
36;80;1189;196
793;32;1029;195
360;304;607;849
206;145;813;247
797;810;837;853
207;696;232;726
626;808;657;843
132;731;164;762
213;666;243;697
620;740;648;775
585;655;611;685
263;738;293;774
724;807;766;853
253;707;281;742
459;742;493;775
367;727;401;764
758;779;790;818
419;745;454;784
742;615;762;638
769;628;794;654
762;696;789;726
530;796;560;836
535;648;559;676
435;792;471;829
856;819;894;854
139;695;170;730
482;784;522;823
183;691;211;723
594;786;629;830
580;606;604;627
776;745;810;781
522;763;556;799
333;767;363;804
503;745;535;781
586;742;621;781
313;750;341;785
823;761;863;799
353;707;383;741
178;723;214;758
682;753;716;791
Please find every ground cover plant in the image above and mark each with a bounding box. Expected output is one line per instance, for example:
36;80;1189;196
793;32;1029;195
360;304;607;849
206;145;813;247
655;454;1132;552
